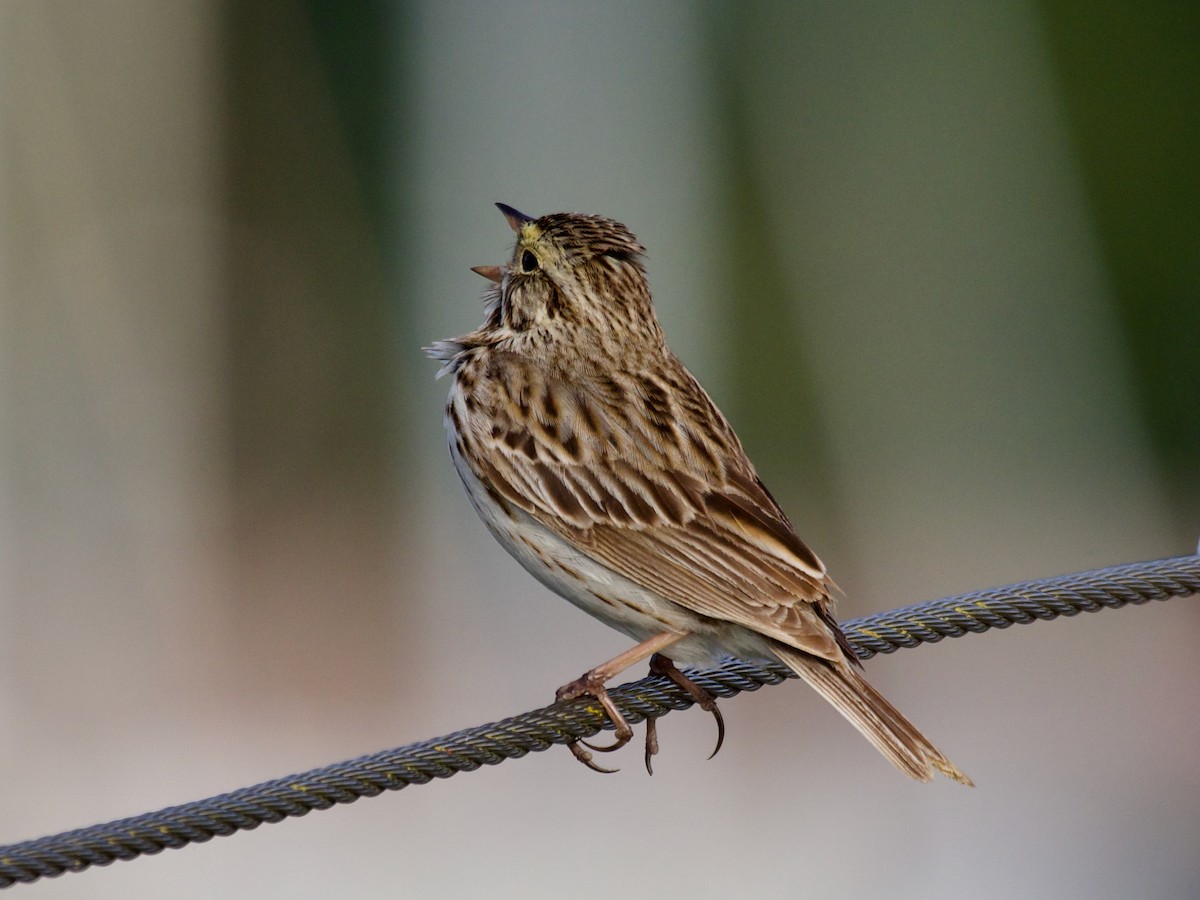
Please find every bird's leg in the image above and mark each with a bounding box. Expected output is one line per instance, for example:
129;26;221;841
555;631;685;773
643;653;725;774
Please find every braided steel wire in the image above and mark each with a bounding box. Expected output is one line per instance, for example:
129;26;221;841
1;554;1197;887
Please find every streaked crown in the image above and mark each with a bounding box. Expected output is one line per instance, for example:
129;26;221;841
485;204;660;344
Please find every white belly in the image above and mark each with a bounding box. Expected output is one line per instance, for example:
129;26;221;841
447;431;773;669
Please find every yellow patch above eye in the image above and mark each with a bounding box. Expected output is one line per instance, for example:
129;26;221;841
519;229;562;268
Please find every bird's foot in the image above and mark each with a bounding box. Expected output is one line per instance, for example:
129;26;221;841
642;654;725;774
556;672;635;774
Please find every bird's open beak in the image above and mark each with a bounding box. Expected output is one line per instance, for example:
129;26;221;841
496;202;533;232
470;265;504;283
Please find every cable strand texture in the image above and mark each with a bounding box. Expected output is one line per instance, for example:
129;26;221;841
1;554;1197;888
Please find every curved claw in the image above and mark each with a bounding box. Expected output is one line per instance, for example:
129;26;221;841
706;703;726;760
555;672;634;772
649;653;726;764
644;717;660;775
580;733;631;753
567;741;619;774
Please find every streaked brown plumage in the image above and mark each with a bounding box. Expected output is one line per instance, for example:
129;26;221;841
427;203;971;784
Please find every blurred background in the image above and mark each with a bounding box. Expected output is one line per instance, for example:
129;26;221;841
1;1;1198;897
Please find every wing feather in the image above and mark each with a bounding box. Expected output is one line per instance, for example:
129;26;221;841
456;354;842;662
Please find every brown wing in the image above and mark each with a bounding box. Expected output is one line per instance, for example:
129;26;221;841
456;350;844;662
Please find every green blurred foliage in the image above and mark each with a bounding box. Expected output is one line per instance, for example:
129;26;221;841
705;5;844;544
1039;0;1200;518
222;1;397;500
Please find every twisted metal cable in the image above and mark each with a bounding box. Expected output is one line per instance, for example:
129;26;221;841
2;554;1197;888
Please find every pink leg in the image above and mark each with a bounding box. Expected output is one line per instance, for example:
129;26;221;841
643;653;725;774
556;631;686;773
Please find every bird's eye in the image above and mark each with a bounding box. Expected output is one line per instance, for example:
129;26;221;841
520;249;539;273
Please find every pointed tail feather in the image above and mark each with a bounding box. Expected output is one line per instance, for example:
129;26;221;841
774;647;973;786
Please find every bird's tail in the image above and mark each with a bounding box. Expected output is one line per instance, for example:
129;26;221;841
774;647;973;786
